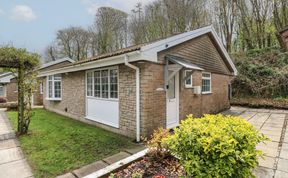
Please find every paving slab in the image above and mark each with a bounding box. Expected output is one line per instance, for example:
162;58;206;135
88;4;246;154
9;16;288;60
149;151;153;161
238;111;257;120
258;156;276;169
275;170;288;178
55;172;76;178
280;143;288;159
257;141;279;157
277;158;288;173
0;147;24;164
0;159;33;178
73;160;108;178
284;132;288;143
230;106;248;111
253;167;275;178
103;151;131;165
0;139;20;150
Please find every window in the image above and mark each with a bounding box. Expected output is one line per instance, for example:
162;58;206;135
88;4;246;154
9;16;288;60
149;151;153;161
202;72;211;93
87;72;93;96
86;68;118;99
47;74;62;100
184;70;193;88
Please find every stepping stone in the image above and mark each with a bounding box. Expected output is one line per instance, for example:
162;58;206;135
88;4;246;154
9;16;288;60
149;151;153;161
277;158;288;173
0;147;24;164
0;132;16;141
275;170;288;178
103;152;131;165
253;167;275;178
55;172;76;178
280;143;288;160
0;139;20;150
257;142;279;158
0;159;33;178
258;156;276;169
125;145;146;154
73;160;108;177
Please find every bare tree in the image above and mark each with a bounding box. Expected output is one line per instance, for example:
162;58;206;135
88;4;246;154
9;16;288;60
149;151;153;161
213;0;237;52
93;7;128;54
56;26;90;61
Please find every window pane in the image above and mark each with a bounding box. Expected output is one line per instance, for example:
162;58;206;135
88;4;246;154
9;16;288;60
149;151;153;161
54;81;61;98
110;69;118;98
48;81;53;98
101;70;109;98
54;74;61;80
168;71;175;99
202;79;211;92
185;71;192;86
87;72;93;96
94;71;101;97
202;73;211;78
48;76;53;80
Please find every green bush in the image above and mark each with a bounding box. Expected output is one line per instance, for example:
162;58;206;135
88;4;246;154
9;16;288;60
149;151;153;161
163;114;268;178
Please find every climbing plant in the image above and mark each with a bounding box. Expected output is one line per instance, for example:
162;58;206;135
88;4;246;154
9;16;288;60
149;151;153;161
0;47;40;135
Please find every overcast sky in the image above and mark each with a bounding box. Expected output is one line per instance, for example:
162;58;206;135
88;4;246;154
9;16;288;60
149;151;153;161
0;0;154;55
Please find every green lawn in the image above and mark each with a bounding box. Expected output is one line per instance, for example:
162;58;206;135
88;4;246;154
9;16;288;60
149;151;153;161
8;109;135;178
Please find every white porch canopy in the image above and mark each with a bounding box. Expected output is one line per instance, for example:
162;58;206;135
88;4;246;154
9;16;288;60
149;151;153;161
164;55;204;89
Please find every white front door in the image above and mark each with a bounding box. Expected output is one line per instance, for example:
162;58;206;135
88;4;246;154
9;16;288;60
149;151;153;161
166;70;179;129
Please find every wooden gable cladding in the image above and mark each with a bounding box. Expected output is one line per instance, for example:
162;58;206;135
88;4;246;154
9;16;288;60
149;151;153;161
158;34;233;75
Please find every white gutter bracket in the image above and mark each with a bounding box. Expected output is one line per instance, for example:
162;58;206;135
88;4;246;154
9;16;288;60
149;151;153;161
124;55;141;142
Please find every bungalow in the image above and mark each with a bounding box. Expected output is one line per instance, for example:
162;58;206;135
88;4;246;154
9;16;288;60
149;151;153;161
0;57;74;106
38;26;237;141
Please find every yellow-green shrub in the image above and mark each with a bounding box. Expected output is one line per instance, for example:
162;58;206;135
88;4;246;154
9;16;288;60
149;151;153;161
163;114;268;178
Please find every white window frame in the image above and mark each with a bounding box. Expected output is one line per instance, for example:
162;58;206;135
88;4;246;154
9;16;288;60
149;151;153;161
46;74;62;101
201;72;212;94
184;70;193;88
86;66;119;101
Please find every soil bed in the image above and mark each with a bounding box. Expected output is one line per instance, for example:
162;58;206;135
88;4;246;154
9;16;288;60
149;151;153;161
110;155;184;178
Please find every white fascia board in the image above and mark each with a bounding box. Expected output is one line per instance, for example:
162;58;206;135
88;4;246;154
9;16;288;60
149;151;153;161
40;57;74;69
38;51;142;77
0;74;15;83
210;28;238;75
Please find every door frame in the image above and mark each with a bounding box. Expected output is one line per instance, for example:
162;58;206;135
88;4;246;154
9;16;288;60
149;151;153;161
166;66;180;129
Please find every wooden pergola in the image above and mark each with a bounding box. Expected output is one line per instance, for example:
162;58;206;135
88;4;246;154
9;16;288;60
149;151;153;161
0;47;39;135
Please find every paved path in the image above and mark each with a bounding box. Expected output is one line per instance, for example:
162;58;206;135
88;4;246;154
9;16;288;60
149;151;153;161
223;107;288;178
0;109;33;178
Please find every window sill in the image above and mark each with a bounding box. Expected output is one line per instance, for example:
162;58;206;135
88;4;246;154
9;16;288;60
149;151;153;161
202;92;212;95
185;86;193;89
45;98;62;101
86;96;119;102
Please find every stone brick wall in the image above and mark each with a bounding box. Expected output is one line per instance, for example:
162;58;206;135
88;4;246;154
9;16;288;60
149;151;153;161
139;62;166;137
43;71;86;118
33;81;43;106
118;65;136;138
6;82;17;102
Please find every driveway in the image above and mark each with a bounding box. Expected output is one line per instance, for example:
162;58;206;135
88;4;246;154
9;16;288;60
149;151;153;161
0;109;33;178
223;107;288;178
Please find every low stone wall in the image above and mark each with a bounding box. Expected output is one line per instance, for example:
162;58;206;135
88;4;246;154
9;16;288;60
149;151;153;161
0;102;17;110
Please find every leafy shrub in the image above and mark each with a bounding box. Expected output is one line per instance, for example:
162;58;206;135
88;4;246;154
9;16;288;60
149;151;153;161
146;128;171;160
164;114;268;178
